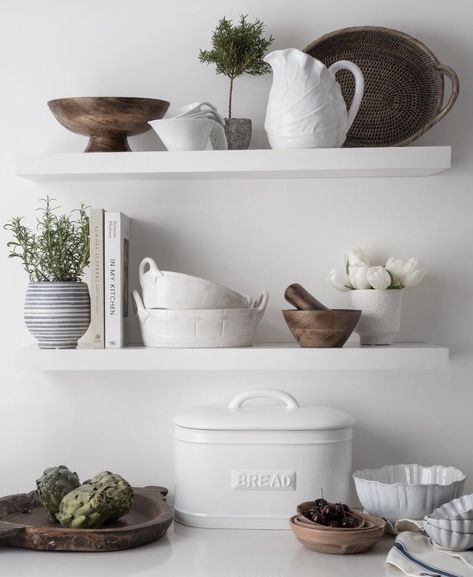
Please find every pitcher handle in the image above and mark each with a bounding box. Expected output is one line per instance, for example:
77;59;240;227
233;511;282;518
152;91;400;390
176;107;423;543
139;257;163;288
329;60;365;130
210;121;228;150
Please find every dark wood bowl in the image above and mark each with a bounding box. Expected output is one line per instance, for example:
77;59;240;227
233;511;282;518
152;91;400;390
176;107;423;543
0;486;172;552
283;309;361;348
48;97;170;152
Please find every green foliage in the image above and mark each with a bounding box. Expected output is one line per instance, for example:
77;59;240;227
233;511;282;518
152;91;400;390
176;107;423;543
4;197;90;282
199;14;274;118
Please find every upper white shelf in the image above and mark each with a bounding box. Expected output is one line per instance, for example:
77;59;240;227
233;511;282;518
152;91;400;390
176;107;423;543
16;147;451;182
17;343;448;371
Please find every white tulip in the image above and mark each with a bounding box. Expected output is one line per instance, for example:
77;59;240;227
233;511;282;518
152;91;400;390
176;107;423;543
367;266;392;290
385;257;427;288
327;268;352;292
347;248;370;268
349;264;371;289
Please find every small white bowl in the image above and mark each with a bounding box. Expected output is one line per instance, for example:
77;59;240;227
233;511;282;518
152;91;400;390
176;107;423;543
353;464;466;523
424;516;473;534
423;521;473;551
428;494;473;521
139;257;252;310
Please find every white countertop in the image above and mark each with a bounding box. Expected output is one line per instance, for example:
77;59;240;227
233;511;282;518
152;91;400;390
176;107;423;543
0;524;403;577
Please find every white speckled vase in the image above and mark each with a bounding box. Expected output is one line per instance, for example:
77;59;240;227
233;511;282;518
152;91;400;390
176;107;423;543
349;289;403;346
24;282;91;349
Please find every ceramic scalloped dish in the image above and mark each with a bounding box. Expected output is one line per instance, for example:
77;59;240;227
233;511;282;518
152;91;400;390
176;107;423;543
423;522;473;552
353;464;466;523
423;493;473;546
428;493;473;521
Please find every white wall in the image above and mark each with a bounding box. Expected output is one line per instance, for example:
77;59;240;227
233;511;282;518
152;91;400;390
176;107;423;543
0;0;472;498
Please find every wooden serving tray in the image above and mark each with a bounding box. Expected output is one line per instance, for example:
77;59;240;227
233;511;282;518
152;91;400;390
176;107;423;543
0;486;172;552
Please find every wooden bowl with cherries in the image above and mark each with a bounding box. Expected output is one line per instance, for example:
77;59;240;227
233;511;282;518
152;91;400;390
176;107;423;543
290;497;386;554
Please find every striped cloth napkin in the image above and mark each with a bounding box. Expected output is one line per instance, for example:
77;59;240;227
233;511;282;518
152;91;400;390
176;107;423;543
386;532;473;577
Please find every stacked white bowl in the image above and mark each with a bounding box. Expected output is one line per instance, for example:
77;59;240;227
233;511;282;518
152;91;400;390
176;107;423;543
423;494;473;551
132;257;268;348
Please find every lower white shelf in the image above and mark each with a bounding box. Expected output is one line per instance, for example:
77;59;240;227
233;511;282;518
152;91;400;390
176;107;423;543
0;524;398;577
17;342;449;371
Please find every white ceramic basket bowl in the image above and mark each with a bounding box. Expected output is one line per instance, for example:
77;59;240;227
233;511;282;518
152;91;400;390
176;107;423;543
353;464;466;523
423;521;473;552
427;493;473;522
133;290;268;348
139;257;252;310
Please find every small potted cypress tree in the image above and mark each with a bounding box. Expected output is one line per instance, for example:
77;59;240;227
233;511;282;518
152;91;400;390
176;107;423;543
5;197;90;349
199;14;274;149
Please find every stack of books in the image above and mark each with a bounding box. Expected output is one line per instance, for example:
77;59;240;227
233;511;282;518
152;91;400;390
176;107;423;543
89;209;130;349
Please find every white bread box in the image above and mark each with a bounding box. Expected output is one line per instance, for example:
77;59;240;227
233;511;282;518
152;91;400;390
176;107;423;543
174;389;355;529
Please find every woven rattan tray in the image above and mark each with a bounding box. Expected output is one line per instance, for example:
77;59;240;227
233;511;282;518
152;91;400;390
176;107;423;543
304;26;459;147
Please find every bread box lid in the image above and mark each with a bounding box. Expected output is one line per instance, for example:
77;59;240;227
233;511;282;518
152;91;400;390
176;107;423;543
174;389;355;431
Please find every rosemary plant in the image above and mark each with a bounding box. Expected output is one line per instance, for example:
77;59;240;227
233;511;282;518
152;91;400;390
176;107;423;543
199;14;274;119
4;197;90;282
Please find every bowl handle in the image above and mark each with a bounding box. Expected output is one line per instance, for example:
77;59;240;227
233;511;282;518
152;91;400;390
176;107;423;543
139;257;163;287
132;290;149;322
255;291;269;317
229;389;300;411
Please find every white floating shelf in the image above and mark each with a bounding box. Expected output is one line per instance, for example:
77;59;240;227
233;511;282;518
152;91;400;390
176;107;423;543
16;147;451;182
17;343;448;371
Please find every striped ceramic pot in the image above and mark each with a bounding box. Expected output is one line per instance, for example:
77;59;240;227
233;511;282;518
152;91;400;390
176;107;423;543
24;282;91;349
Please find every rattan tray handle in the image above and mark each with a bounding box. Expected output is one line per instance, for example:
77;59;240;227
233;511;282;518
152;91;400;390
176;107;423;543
404;63;459;144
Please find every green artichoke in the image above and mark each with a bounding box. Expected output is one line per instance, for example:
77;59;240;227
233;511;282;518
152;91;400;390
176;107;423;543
85;471;133;521
56;485;112;528
36;466;81;518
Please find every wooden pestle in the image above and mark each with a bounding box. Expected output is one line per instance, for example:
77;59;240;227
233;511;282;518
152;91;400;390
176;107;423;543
284;283;329;311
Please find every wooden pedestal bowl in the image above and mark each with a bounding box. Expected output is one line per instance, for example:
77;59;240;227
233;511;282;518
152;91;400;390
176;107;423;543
48;97;170;152
283;309;361;348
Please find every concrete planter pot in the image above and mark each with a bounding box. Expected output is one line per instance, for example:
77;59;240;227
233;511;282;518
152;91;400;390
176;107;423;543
224;118;252;150
24;282;91;349
349;289;403;346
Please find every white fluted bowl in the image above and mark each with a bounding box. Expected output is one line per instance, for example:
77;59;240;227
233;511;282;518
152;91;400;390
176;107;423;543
424;516;473;533
353;464;466;523
428;493;473;521
423;522;473;552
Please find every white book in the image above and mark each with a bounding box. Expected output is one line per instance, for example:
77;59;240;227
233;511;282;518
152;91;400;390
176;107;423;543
89;208;105;348
104;212;130;348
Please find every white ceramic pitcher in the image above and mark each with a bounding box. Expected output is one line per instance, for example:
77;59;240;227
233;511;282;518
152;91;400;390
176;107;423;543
264;48;364;149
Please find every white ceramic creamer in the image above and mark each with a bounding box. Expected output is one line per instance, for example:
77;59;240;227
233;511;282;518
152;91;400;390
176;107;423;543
264;48;364;149
174;389;355;529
